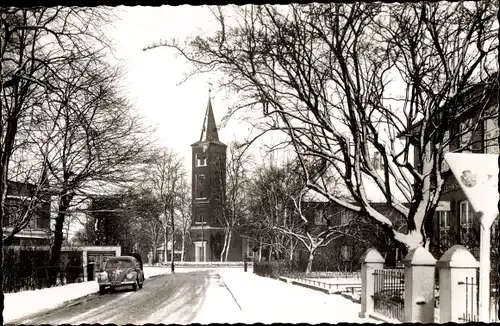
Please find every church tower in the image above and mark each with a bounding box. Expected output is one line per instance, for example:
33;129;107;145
189;95;227;262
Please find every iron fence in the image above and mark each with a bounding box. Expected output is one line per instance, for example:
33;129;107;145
288;276;361;293
372;268;405;322
460;269;500;322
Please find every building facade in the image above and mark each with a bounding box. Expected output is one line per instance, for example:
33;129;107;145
187;96;248;262
3;181;51;246
431;80;499;259
402;76;499;259
297;201;406;271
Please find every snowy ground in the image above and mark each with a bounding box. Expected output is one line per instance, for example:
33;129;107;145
4;266;175;323
218;268;378;324
5;267;378;324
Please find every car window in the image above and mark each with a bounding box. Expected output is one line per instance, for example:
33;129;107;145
106;259;133;269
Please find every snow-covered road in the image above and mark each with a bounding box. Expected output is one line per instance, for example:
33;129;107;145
7;270;241;325
4;266;176;323
5;267;378;324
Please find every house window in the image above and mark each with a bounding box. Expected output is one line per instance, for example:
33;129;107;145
439;211;449;229
196;153;207;167
484;118;499;154
340;211;350;225
314;210;324;225
194;215;207;225
460;200;472;227
195;174;206;199
195;242;206;262
459;121;472;152
245;239;254;258
341;245;352;261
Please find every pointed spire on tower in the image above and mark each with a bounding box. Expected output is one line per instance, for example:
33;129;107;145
199;83;220;142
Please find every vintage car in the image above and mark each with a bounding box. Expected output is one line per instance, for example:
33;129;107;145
97;256;145;293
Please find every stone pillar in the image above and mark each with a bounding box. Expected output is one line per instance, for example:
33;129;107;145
403;247;437;323
359;248;385;318
436;245;479;323
82;250;88;282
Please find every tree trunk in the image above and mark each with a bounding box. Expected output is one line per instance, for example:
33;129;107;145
170;210;175;263
152;245;157;264
289;239;294;261
268;246;273;261
220;229;229;262
180;233;185;262
163;226;168;264
224;230;232;262
258;240;262;262
306;250;316;275
49;190;75;285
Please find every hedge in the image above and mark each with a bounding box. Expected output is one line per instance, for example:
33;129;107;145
3;246;84;293
253;260;304;278
253;261;361;279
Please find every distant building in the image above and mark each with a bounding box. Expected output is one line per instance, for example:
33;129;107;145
299;201;407;271
3;181;51;246
187;95;250;262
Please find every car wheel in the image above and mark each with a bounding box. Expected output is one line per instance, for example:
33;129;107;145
132;278;139;291
99;286;107;294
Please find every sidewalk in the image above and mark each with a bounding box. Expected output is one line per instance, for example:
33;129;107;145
217;268;378;324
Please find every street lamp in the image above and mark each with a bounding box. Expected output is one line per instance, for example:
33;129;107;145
167;194;175;273
201;215;205;262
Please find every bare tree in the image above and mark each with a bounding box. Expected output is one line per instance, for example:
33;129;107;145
218;141;251;261
0;7;118;312
174;177;191;262
34;57;152;283
145;2;498;254
244;155;306;261
146;148;187;265
125;186;165;264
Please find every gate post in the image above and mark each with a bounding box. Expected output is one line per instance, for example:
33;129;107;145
403;247;437;322
436;245;479;323
359;248;385;318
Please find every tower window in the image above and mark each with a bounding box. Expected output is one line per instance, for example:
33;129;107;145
196;153;207;167
196;174;206;199
195;215;207;225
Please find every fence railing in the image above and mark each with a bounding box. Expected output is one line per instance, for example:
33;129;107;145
372;268;405;322
307;271;361;279
288;276;361;293
460;269;500;323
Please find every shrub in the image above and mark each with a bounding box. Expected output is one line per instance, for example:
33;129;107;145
3;246;84;293
254;260;300;278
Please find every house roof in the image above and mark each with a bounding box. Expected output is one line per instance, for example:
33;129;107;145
397;72;499;139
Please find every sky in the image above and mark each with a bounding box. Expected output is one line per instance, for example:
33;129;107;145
100;5;412;205
105;5;280;180
63;5;287;239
